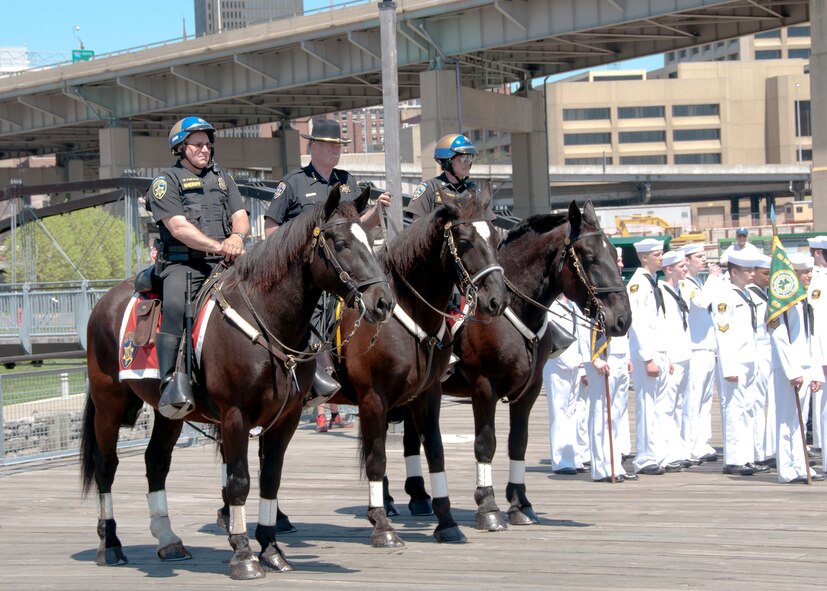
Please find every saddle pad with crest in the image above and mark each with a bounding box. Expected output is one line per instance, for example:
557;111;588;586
118;293;217;381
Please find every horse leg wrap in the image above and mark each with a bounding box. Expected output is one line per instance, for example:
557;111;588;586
369;481;384;509
147;490;183;549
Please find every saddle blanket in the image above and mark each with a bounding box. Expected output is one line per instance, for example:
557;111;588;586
118;293;216;381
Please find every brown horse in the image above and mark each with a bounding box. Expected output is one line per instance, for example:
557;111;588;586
331;192;509;548
80;187;394;580
396;200;631;529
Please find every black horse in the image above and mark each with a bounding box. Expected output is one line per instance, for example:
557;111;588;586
80;187;394;580
331;192;508;547
396;200;632;529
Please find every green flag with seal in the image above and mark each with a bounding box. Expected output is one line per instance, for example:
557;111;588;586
767;235;807;324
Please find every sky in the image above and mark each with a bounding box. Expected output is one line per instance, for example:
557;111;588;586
2;0;662;72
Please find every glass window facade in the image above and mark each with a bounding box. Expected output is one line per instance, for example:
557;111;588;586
674;153;722;164
673;128;721;141
563;132;612;146
618;106;665;119
618;130;665;143
673;104;720;117
562;108;611;121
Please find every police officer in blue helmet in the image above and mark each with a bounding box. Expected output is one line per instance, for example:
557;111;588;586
148;116;250;419
405;133;479;220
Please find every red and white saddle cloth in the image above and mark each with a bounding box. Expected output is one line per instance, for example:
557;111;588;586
117;293;217;381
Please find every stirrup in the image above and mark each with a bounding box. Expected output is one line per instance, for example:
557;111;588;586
303;366;340;409
158;372;195;420
440;353;460;382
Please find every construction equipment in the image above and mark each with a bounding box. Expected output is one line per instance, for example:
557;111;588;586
615;215;707;247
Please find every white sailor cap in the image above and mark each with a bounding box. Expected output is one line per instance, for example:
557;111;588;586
727;250;758;268
754;254;772;269
634;238;664;253
789;251;814;270
662;250;685;268
807;235;827;249
682;244;704;256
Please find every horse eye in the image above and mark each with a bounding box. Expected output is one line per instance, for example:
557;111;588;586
458;239;472;249
334;240;347;251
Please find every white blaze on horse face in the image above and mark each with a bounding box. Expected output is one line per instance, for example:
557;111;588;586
509;459;526;484
476;462;493;488
351;223;371;250
473;221;491;243
259;497;278;527
406;455;424;478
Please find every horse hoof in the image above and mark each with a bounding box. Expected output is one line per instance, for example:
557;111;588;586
276;515;297;535
385;501;400;517
97;546;128;566
508;506;539;526
158;541;192;561
475;511;508;532
216;509;229;533
409;499;434;516
230;556;266;580
371;530;405;548
260;548;294;573
433;525;467;544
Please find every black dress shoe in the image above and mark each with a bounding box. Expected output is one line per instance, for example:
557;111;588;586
699;452;719;463
554;467;578;475
792;473;827;482
593;476;622;483
664;461;684;472
722;464;755;476
621;453;636;461
746;462;771;473
620;473;638;481
637;465;665;475
684;458;702;467
576;467;587;473
755;458;777;469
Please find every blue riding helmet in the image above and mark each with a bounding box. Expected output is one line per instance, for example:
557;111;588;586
434;133;478;161
168;117;216;152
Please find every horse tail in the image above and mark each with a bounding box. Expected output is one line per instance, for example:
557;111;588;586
79;392;97;497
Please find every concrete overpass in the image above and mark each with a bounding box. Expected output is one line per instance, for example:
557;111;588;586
0;0;814;218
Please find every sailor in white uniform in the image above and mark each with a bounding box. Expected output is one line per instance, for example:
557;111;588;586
748;254;775;467
806;236;827;454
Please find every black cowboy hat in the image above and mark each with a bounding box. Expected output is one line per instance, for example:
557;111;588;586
301;118;351;144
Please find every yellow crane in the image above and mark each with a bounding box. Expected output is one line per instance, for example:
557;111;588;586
615;214;707;247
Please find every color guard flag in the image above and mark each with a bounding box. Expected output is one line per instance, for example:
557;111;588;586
767;234;807;324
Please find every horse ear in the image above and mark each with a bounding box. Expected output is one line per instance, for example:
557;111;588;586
568;200;583;235
477;183;493;211
353;185;371;213
582;200;600;228
324;183;343;220
440;188;461;219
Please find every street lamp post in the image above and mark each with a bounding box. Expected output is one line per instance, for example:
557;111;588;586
795;82;803;163
73;25;84;50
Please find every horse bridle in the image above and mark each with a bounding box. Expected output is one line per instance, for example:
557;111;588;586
310;217;389;310
556;224;626;333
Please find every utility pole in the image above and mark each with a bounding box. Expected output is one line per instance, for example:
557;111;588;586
379;1;401;240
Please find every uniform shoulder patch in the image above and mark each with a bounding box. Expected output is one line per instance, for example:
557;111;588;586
274;182;287;200
340;184;351;193
813;289;821;300
717;303;727;313
629;284;639;293
717;324;730;333
768;317;781;329
412;183;426;200
151;177;167;200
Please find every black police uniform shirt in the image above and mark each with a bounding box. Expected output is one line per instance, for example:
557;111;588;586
148;162;246;250
264;162;360;225
405;173;477;219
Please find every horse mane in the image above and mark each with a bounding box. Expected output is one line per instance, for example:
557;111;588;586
385;197;478;276
229;200;359;291
500;212;568;248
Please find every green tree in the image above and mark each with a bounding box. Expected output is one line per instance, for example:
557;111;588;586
3;208;139;282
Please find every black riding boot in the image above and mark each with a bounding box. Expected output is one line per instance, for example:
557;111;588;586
304;350;340;409
156;332;195;420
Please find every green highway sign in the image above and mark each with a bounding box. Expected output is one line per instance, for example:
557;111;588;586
72;49;95;63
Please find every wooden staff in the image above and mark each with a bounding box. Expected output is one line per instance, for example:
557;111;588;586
604;365;616;483
793;383;811;484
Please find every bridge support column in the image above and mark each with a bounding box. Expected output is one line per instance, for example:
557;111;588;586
510;90;549;218
812;0;827;230
749;195;762;225
730;198;741;227
99;128;133;179
419;69;461;182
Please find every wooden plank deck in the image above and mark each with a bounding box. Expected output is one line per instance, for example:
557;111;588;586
1;394;826;591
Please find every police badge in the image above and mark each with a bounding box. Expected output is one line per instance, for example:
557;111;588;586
340;184;351;194
151;177;167;200
218;175;227;191
121;334;137;369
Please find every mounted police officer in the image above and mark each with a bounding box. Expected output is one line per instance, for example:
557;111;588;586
148;116;250;420
405;133;479;220
263;118;390;418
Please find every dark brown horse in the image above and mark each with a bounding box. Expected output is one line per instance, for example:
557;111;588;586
396;200;631;529
80;187;394;580
332;192;508;547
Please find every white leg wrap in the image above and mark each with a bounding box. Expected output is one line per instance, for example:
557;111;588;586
429;472;449;499
98;493;113;520
259;498;278;527
405;455;424;478
476;462;493;488
369;481;384;508
147;490;181;548
229;505;247;535
509;460;526;484
221;463;227;488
